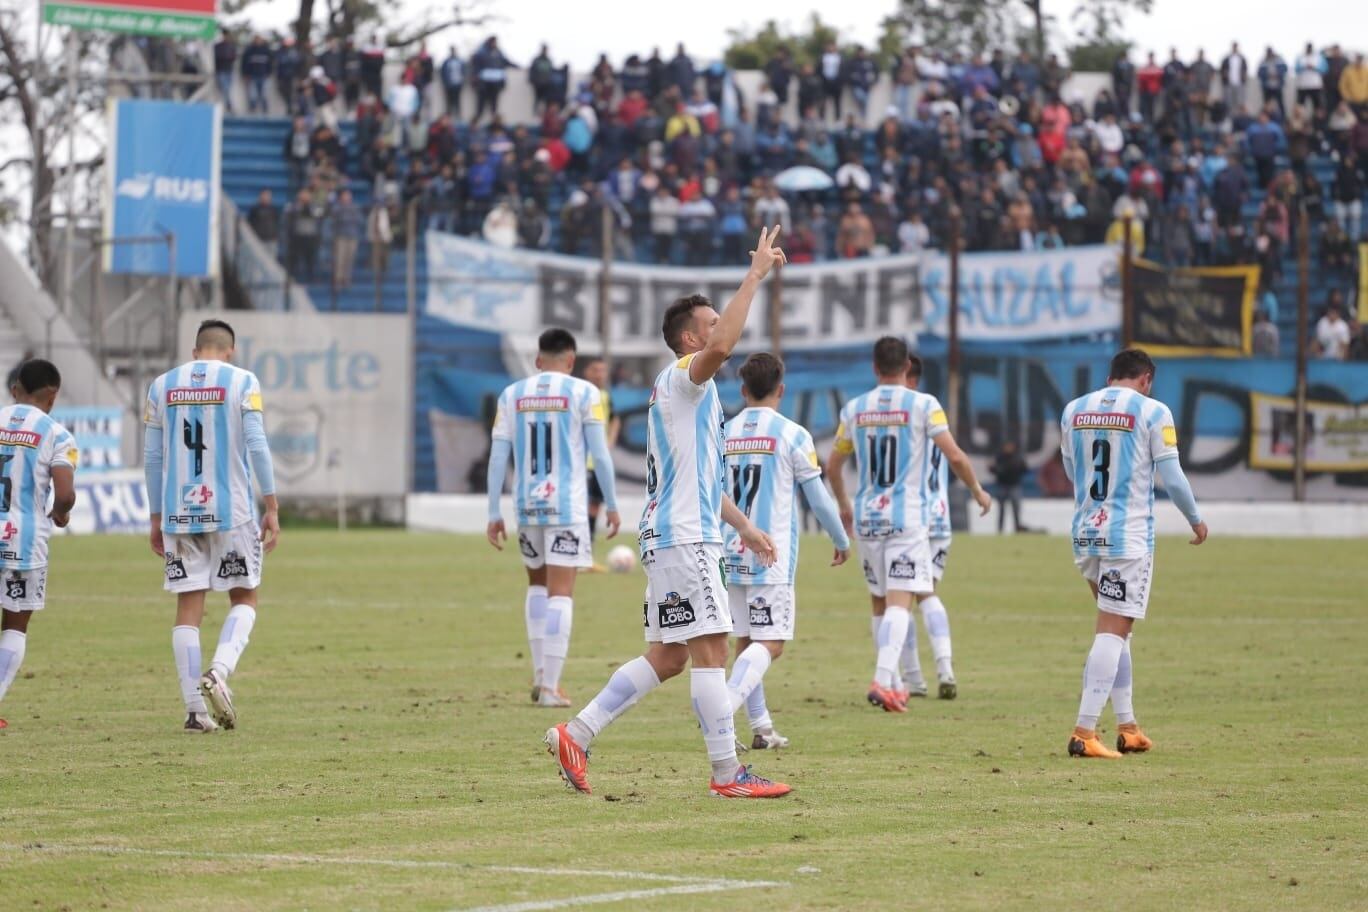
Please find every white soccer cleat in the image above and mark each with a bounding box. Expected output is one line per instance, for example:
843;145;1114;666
537;687;572;708
750;728;790;750
199;668;236;730
902;677;929;698
183;712;219;733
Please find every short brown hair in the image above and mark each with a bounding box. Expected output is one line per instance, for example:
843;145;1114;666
872;336;910;376
1108;348;1156;382
662;294;713;355
739;352;784;400
905;354;923;380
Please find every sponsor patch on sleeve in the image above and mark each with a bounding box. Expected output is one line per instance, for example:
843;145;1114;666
246;392;263;412
590;401;606;422
930;409;948;427
66;448;79;467
807;449;820;468
832;422;854;454
1162;425;1177;447
676;353;696;370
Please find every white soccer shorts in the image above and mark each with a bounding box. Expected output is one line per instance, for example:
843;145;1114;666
858;530;934;598
518;523;593;570
1;566;47;612
642;543;733;645
728;583;796;641
1074;552;1154;620
930;537;951;583
164;522;264;593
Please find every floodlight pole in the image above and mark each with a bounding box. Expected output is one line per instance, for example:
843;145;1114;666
946;207;962;438
1293;204;1309;502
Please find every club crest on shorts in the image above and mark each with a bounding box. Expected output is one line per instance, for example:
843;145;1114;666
5;572;27;601
164;554;188;582
933;548;948;570
657;591;696;628
1098;569;1127;601
748;597;773;627
518;532;538;559
889;553;917;580
550;530;580;556
217;550;250;579
862;560;878;585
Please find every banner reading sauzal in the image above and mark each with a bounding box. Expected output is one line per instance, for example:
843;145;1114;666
1129;259;1256;356
105;99;220;278
425;233;1119;352
177;312;412;497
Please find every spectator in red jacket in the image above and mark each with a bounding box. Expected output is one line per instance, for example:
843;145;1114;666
1137;52;1164;123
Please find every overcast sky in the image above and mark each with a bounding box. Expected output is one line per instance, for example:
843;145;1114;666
367;0;1357;68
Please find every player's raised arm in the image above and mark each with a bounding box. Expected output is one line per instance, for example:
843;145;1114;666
721;495;777;567
687;226;787;386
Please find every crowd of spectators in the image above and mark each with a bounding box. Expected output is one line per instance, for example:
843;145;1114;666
214;29;1368;357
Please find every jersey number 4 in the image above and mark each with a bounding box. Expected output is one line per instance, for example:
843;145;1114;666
183;418;207;477
730;464;763;516
0;453;12;512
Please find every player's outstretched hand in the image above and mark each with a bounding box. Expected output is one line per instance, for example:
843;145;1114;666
747;225;787;280
973;485;992;517
486;518;507;550
260;511;281;554
149;526;165;559
831;547;850;567
604;510;621;539
1189;521;1208;545
741;523;778;568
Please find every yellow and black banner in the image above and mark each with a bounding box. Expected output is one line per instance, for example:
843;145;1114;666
1129;259;1257;357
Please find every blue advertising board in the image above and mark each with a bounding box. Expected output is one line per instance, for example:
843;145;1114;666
104;99;220;278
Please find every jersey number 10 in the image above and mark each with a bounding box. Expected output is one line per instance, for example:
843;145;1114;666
867;435;898;488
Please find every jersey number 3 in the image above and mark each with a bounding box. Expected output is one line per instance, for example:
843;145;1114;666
1090;439;1111;501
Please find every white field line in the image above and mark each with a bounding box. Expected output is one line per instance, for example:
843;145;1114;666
8;844;788;911
458;881;762;912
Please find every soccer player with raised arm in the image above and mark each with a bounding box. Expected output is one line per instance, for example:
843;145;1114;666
723;353;850;750
486;329;620;708
898;355;959;700
545;226;789;798
1061;348;1207;759
144;320;279;733
0;361;78;729
826;337;991;714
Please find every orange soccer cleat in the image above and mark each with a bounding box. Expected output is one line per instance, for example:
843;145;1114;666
1068;727;1122;759
710;766;792;798
1116;723;1154;753
867;682;908;713
544;723;592;794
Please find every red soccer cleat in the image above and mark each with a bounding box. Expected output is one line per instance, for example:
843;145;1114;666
867;681;908;713
710;765;792;798
544;723;592;794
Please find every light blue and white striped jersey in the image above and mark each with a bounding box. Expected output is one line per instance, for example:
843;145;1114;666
0;405;76;570
833;385;948;539
926;440;952;541
638;354;725;555
490;371;604;527
144;360;264;534
1061;386;1179;559
722;407;824;586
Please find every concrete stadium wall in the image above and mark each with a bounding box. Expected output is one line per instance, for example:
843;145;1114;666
407;494;1368;539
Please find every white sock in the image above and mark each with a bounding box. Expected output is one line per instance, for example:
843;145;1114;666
899;617;924;686
1111;636;1135;725
875;606;910;688
691;667;739;782
172;625;208;714
870;614;882;653
746;682;773;733
525;585;548;685
1076;633;1126;730
541;596;573;693
921;596;955;679
210;604;256;679
726;643;772;712
0;629;27;703
570;655;660;748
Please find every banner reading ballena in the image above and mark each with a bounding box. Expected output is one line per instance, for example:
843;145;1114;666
425;233;1120;352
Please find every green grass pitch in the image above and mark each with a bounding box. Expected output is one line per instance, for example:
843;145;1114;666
1;530;1365;910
